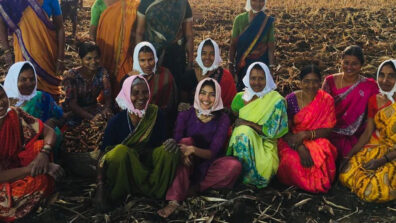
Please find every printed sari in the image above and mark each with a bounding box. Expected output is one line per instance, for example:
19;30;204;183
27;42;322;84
101;105;179;201
0;108;54;222
339;100;396;202
322;75;378;158
227;91;288;188
277;90;337;193
0;0;62;96
96;0;139;96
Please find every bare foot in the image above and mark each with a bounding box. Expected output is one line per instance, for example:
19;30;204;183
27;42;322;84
157;200;180;218
47;163;64;180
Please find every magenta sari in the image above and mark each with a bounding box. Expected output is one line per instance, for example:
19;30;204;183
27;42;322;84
322;75;378;158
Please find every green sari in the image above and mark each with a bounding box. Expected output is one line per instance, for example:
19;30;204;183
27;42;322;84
101;105;179;201
227;91;288;188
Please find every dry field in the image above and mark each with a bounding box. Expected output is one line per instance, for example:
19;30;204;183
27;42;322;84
5;0;396;222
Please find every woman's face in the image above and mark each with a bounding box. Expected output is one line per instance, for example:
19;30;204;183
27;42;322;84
18;68;36;95
81;50;100;71
301;73;321;95
251;0;265;11
198;84;216;110
138;51;156;75
342;55;362;77
130;82;149;110
0;88;9;118
249;68;266;92
377;64;396;92
201;45;215;68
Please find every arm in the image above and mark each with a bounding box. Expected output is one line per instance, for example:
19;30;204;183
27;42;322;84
89;25;98;41
183;20;194;69
268;42;275;66
102;70;112;109
53;15;65;75
346;118;375;158
135;14;145;44
0;166;32;183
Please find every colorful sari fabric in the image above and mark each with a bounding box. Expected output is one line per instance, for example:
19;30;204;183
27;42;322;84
0;108;54;222
277;90;337;193
95;0;139;96
227;91;288;188
339;97;396;202
322;75;378;158
21;91;63;122
0;0;62;96
101;105;179;201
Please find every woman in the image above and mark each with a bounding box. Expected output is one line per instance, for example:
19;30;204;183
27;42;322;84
0;84;64;222
277;65;337;193
0;0;65;97
90;0;140;96
339;60;396;202
94;75;179;210
4;61;64;156
182;38;237;107
157;78;242;218
227;62;288;188
322;45;378;159
228;0;275;90
135;0;194;88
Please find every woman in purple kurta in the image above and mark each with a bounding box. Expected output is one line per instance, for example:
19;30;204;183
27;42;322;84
157;78;241;218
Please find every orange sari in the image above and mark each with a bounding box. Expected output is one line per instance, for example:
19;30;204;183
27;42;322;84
277;90;337;193
0;108;54;222
96;0;139;96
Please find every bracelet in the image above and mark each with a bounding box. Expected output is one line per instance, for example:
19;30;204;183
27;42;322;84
40;149;51;156
310;130;314;140
43;144;52;151
384;154;390;162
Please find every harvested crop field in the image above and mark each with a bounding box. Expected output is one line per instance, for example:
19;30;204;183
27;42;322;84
3;0;396;222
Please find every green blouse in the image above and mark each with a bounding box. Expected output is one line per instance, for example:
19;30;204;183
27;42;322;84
231;12;275;43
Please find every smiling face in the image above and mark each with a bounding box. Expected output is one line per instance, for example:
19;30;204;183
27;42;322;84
250;0;265;11
130;82;149;110
378;64;396;92
201;44;215;68
198;84;216;110
138;51;156;75
18;68;36;96
301;72;321;95
249;68;266;92
342;55;362;77
0;87;9;118
81;50;100;72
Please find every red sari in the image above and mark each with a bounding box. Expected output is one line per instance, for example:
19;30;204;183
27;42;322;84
277;90;337;193
0;108;54;222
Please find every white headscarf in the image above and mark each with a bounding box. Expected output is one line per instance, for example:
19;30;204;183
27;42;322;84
242;62;276;101
245;0;266;13
132;41;158;75
0;84;11;119
377;59;396;103
195;38;222;76
4;61;37;107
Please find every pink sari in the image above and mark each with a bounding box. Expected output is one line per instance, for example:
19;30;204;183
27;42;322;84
277;90;337;193
322;75;378;158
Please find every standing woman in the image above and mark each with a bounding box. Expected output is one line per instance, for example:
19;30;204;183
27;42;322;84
0;0;65;97
227;62;288;188
90;0;140;96
322;45;378;159
229;0;275;90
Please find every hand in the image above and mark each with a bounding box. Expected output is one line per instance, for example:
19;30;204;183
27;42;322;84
363;158;386;170
30;152;50;176
163;139;179;153
47;162;64;180
186;61;193;70
179;144;195;157
297;145;313;168
285;132;308;149
128;70;140;76
181;155;192;167
102;108;112;116
177;103;191;112
55;60;64;76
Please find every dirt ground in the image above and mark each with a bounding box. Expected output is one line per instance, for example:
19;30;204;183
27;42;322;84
4;0;396;222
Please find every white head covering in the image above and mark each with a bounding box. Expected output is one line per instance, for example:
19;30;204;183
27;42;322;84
377;59;396;103
245;0;266;13
195;38;222;76
242;62;276;101
4;61;37;107
132;41;158;75
0;84;11;119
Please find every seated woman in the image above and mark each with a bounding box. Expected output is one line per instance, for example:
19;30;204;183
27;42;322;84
157;78;241;218
277;65;337;193
0;84;64;222
94;75;179;210
339;60;396;202
4;61;64;155
322;45;378;159
227;62;288;188
181;38;237;107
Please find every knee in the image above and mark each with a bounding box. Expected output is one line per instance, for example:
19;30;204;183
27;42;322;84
222;157;242;176
105;146;129;165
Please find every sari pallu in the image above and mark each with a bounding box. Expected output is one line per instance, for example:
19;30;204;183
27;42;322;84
277;90;337;193
96;0;139;97
227;91;288;188
0;0;61;96
101;105;179;201
339;101;396;202
0;108;54;222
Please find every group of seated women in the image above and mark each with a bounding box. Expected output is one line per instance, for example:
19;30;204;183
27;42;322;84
1;42;395;221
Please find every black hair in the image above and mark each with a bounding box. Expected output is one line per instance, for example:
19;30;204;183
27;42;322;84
200;79;216;92
252;64;264;72
139;46;154;54
78;41;101;58
380;61;396;73
19;63;34;74
202;39;214;49
299;64;321;80
342;45;364;65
